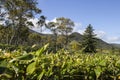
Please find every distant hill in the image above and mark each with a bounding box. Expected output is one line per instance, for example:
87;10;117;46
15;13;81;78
29;29;53;36
110;43;120;48
69;32;112;49
69;32;83;41
29;29;114;49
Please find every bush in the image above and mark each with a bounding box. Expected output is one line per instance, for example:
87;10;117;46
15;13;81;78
0;45;120;80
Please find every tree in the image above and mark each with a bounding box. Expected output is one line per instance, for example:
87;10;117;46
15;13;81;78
56;17;74;48
47;22;58;52
28;33;41;45
16;26;30;45
46;17;74;51
0;25;13;44
82;24;97;53
57;36;66;49
37;15;46;32
0;0;42;45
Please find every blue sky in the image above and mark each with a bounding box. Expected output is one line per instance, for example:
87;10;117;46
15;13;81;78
36;0;120;43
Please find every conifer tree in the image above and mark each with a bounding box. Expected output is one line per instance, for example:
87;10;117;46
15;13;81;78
82;24;97;53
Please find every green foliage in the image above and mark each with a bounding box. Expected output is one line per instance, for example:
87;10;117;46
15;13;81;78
56;17;75;48
69;40;81;52
46;17;75;51
0;0;42;45
82;24;97;53
28;33;42;45
0;25;13;44
0;44;120;80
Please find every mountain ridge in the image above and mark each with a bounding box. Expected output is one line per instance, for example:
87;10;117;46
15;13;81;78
30;29;119;49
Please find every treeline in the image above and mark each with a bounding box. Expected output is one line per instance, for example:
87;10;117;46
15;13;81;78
0;0;97;53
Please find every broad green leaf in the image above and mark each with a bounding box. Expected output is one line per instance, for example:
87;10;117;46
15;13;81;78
94;66;102;78
26;62;36;75
35;43;49;57
99;60;106;66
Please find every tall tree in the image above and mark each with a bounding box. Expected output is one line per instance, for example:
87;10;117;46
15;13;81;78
47;17;74;51
35;15;46;47
37;15;46;32
82;24;97;53
0;0;42;45
56;17;74;48
47;22;58;52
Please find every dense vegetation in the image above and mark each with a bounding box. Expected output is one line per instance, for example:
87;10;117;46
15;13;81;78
0;44;120;80
0;0;113;53
1;0;120;80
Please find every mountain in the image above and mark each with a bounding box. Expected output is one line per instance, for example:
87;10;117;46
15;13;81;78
29;29;113;49
110;43;120;48
69;32;112;49
95;38;112;49
69;32;83;41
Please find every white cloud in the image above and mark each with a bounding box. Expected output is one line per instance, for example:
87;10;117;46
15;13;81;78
93;30;120;43
73;22;83;34
51;17;57;22
94;30;120;43
29;18;39;28
45;17;57;23
29;18;45;33
95;30;106;38
106;36;120;43
29;18;51;33
29;18;55;34
29;18;120;44
74;22;82;27
32;27;51;34
76;29;85;34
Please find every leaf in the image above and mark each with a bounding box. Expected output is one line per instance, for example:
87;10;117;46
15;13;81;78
0;60;8;67
26;62;36;75
37;70;45;80
35;43;49;57
0;73;12;78
9;54;33;63
46;68;53;77
94;66;102;78
0;67;13;78
99;60;106;66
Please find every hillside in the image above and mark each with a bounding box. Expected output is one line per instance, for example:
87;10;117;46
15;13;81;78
30;29;113;49
110;43;120;48
69;32;112;49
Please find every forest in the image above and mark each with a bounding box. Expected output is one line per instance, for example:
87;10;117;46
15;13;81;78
0;0;120;80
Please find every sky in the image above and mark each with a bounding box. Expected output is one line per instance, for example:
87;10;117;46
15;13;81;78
34;0;120;43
